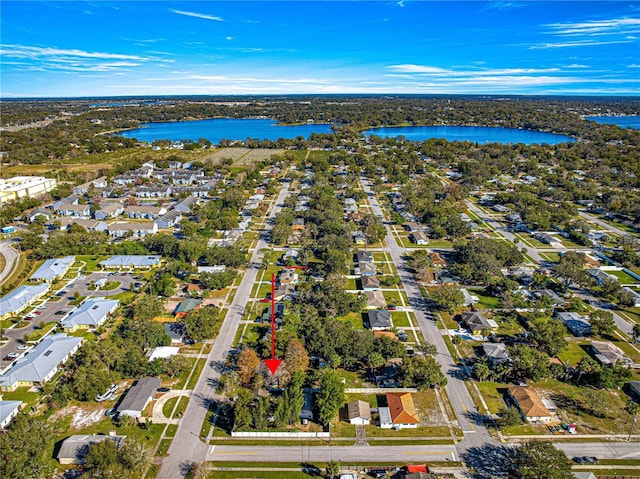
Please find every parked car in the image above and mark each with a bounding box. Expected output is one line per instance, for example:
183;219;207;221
17;345;29;350
105;408;117;418
157;387;171;393
55;310;67;315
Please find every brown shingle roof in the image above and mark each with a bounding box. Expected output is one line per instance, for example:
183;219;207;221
347;400;371;421
508;386;551;419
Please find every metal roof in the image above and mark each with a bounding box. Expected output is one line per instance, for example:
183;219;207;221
99;255;161;268
0;283;50;317
30;256;75;282
61;298;119;329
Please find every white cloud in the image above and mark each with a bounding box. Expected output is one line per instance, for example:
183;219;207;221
567;64;589;68
0;44;149;61
543;17;640;37
529;39;632;49
170;9;223;22
226;36;234;41
386;64;560;76
628;64;640;68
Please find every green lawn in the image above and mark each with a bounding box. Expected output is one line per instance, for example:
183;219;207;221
186;358;207;389
557;341;589;366
468;288;501;309
607;270;638;285
339;312;364;330
391;311;415;328
474;381;507;414
173;358;197;389
162;395;190;419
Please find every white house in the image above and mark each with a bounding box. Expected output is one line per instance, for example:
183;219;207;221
347;400;371;425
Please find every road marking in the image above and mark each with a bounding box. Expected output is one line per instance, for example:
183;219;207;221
209;445;215;454
460;402;476;432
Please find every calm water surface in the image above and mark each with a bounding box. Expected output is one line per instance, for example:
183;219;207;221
363;125;574;145
584;116;640;129
118;118;333;143
119;117;577;145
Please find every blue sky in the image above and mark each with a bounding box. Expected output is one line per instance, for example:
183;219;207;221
1;1;639;97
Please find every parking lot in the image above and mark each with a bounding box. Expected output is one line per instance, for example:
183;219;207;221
0;272;137;370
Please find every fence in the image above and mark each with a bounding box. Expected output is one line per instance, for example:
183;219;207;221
230;431;329;438
344;387;418;394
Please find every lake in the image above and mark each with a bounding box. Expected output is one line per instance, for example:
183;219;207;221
118;118;333;143
584;115;640;129
363;125;574;145
118;117;576;145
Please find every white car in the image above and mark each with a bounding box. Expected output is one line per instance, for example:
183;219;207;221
16;345;29;350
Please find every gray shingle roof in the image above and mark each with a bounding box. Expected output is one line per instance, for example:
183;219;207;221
0;283;50;317
99;255;161;268
116;377;161;416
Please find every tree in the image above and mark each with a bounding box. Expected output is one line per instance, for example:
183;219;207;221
326;460;341;478
0;414;55;479
554;251;590;289
529;318;568;356
429;284;464;313
366;352;385;376
474;361;491;382
399;355;447;389
498;406;522;428
131;294;164;321
236;348;260;387
232;389;253;431
584;388;608;417
182;306;221;342
600;277;622;300
284;338;309;374
316;369;345;426
510;440;572;479
575;356;599;385
633;323;640;343
199;270;237;290
84;439;123;478
509;344;550;381
624;400;640;423
590;310;615;337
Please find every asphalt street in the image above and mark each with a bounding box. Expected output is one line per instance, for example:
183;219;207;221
0;240;20;287
157;180;291;479
361;178;495;453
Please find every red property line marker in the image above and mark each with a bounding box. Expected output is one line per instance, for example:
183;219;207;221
264;272;282;375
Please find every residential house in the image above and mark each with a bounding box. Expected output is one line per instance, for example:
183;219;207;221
347;400;371;425
626;380;640;402
56;204;91;218
108;221;158;238
0;400;22;428
591;341;635;367
429;252;447;268
460;288;479;307
365;290;387;309
537;289;565;307
379;393;419;429
356;250;374;264
358;262;377;277
94;203;124;220
28;208;51;223
99;255;161;269
46;218;108;232
507;386;552;424
461;311;495;333
410;231;429;245
587;268;616;286
135;186;171;198
0;283;50;320
125;205;167;220
291;218;305;231
56;434;125;465
164;323;186;344
197;265;226;274
366;310;392;331
173;195;198;213
279;269;298;285
261;303;286;324
156;210;182;229
115;377;161;418
0;334;83;391
148;346;180;361
361;275;381;291
482;343;511;366
352;231;367;246
174;298;202;316
555;311;591;337
60;298;119;332
29;256;75;283
622;287;640;307
535;232;562;247
281;249;299;265
273;284;295;301
405;222;423;232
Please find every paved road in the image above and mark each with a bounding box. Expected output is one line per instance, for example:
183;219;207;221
361;178;494;453
208;444;459;463
465;202;547;266
0;240;20;287
157;181;291;479
556;442;640;460
578;210;631;237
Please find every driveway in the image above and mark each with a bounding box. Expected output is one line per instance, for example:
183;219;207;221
0;240;20;287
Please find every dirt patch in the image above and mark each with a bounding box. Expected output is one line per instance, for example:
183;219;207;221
164;300;180;313
202;298;225;308
49;405;106;429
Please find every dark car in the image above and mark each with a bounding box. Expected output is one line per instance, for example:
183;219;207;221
368;470;387;478
585;457;598;464
573;457;586;464
157;387;170;393
55;310;67;315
